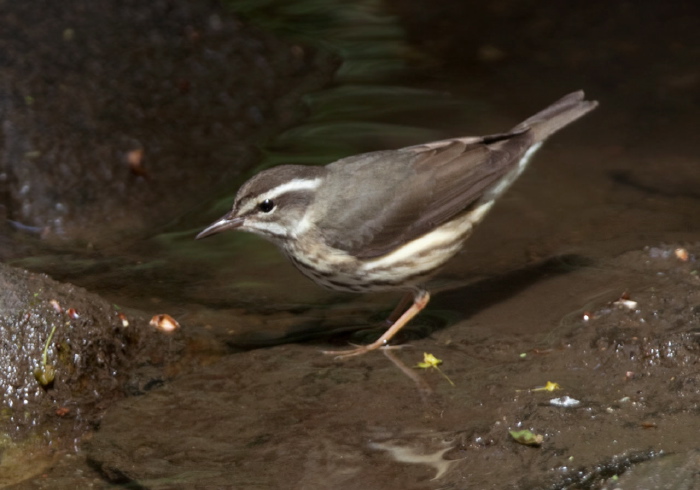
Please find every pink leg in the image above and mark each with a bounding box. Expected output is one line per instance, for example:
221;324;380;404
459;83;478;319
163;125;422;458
384;291;414;325
323;289;430;359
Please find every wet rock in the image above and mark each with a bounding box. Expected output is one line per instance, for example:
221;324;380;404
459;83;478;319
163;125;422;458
0;0;333;247
86;345;439;489
601;450;700;490
0;262;183;485
84;244;700;488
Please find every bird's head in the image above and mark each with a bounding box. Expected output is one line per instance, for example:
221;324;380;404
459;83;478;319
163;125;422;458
196;165;326;243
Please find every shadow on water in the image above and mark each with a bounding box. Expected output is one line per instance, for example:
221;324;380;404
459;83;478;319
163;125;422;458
227;253;593;349
610;169;700;200
436;254;593;323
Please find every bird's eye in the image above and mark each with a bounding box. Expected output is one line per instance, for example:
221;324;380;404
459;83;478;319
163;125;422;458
258;199;275;213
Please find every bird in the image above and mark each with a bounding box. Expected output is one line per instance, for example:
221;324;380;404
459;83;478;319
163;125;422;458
196;91;598;358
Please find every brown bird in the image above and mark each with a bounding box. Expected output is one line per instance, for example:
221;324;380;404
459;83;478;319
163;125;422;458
197;91;598;357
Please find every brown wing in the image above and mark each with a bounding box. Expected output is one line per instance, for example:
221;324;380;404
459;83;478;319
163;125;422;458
314;91;598;258
314;130;533;258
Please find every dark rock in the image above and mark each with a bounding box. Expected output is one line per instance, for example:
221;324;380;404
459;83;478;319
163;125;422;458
0;0;333;246
0;261;183;483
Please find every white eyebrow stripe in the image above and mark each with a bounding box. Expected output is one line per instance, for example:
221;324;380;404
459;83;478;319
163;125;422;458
238;177;322;215
262;178;322;201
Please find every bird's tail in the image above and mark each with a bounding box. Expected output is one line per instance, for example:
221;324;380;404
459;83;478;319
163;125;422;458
512;90;598;142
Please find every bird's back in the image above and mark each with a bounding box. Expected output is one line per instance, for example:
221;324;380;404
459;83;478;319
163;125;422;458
311;91;597;259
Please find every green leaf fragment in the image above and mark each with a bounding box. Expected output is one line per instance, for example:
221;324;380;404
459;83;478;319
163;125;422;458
509;429;544;446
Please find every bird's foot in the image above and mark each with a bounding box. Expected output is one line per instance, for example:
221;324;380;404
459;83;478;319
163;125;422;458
322;342;410;360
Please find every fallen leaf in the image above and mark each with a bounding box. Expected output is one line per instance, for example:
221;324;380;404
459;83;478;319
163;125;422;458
510;429;544;446
532;381;562;392
415;352;455;386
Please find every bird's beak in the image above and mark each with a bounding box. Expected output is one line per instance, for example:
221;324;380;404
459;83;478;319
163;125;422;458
195;213;244;239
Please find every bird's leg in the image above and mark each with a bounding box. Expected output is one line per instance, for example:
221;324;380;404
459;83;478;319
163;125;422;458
323;289;430;359
384;291;415;326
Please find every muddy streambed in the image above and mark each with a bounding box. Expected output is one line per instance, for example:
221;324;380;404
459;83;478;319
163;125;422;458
1;0;699;489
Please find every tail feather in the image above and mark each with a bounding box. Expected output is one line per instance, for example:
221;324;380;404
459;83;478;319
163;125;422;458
512;90;598;142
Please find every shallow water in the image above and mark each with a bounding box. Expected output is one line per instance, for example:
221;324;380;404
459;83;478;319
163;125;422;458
10;1;699;334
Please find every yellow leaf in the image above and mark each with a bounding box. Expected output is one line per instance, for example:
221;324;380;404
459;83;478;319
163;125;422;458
415;352;442;369
532;381;561;392
414;352;455;386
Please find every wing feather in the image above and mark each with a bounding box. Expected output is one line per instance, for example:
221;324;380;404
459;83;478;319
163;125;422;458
313;131;532;257
312;91;597;258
